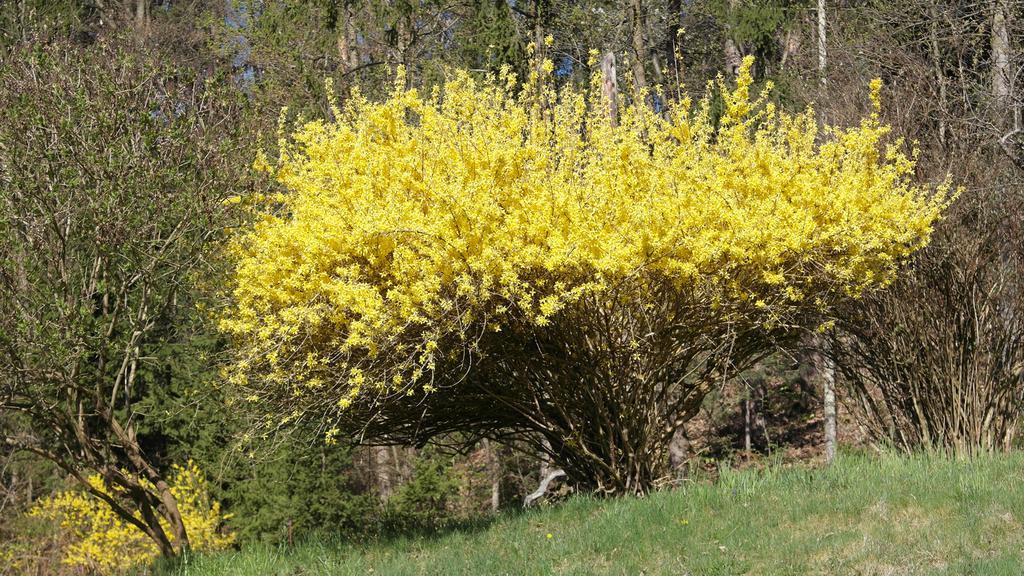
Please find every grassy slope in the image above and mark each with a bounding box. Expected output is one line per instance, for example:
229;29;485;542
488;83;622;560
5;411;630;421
164;453;1024;575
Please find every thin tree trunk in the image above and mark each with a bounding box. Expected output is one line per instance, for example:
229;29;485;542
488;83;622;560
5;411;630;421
118;423;190;554
483;439;500;512
629;0;649;96
821;344;837;463
743;397;752;455
134;0;147;34
929;1;948;147
522;437;565;507
129;482;177;558
665;0;684;94
601;51;620;127
991;0;1011;105
533;0;546;70
337;23;352;72
724;0;743;75
375;445;392;500
724;39;742;76
817;0;836;464
817;0;827;88
346;5;361;72
780;26;801;69
756;383;771;451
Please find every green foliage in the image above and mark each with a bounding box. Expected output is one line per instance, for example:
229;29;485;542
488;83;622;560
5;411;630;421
712;0;803;45
0;0;91;47
382;450;462;533
125;329;382;545
705;0;807;74
222;436;377;544
458;0;528;78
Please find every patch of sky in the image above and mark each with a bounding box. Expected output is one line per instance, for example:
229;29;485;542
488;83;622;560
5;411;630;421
555;54;573;78
225;0;259;91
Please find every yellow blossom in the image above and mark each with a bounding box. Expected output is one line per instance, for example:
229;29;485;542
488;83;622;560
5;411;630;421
27;461;233;573
220;56;950;419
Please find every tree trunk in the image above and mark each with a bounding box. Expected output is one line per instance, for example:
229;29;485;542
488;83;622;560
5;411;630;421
134;0;147;34
533;0;546;58
929;1;948;147
743;397;752;455
817;0;827;88
780;26;801;69
629;0;649;96
601;51;620;127
129;482;178;558
665;0;684;92
375;445;392;500
724;39;742;76
991;0;1011;105
524;467;565;507
483;439;500;512
821;344;837;463
153;476;189;553
724;0;743;75
122;431;190;555
337;5;358;74
668;426;690;479
817;0;836;465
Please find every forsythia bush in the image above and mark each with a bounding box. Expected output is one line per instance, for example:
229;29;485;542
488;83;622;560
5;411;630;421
28;461;234;573
223;56;947;409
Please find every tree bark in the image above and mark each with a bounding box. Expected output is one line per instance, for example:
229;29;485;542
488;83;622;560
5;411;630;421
134;0;147;34
780;26;801;69
523;467;565;507
629;0;649;96
337;4;360;74
991;0;1011;105
724;0;743;75
817;0;827;88
817;0;836;465
375;445;392;500
601;51;620;127
668;426;690;478
820;343;837;463
665;0;684;92
724;40;742;76
929;1;948;147
110;411;191;554
483;439;500;512
743;397;752;454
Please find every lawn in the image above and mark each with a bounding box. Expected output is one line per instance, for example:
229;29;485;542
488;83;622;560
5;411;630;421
161;452;1024;575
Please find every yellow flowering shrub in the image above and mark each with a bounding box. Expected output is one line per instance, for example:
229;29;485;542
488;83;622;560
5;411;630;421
221;56;949;492
28;461;234;573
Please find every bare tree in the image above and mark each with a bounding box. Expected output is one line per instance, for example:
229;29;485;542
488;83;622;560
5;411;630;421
0;39;247;558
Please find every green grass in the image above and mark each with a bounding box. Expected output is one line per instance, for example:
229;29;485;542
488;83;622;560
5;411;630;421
162;452;1024;575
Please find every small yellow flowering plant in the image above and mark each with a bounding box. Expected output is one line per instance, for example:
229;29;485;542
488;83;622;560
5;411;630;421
27;461;234;573
221;56;950;493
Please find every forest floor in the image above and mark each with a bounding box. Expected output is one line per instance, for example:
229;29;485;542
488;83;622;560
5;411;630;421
158;451;1024;575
